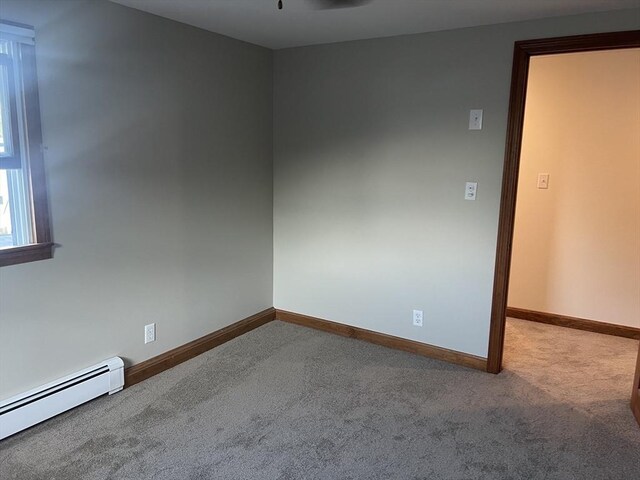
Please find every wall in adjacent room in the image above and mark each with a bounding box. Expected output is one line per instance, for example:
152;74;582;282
273;10;640;357
508;49;640;328
0;0;273;400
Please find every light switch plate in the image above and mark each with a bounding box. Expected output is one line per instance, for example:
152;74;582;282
465;182;478;200
537;173;549;189
469;109;483;130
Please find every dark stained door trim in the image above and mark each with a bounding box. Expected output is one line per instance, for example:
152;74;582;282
486;30;640;374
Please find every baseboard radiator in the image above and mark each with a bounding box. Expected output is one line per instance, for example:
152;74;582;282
0;357;124;440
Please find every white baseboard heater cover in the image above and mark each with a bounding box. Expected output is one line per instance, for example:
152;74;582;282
0;356;124;440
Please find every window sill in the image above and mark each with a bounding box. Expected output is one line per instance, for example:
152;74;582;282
0;242;54;267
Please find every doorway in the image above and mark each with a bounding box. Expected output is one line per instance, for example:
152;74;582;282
486;30;640;374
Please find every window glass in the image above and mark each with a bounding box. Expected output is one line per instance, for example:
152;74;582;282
0;34;37;251
0;21;53;266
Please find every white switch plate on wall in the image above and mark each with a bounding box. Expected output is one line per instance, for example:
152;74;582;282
465;182;478;200
537;173;549;189
469;109;483;130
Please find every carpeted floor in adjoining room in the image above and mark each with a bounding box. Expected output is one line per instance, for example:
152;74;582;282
1;318;639;480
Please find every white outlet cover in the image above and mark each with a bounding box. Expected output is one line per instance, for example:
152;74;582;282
144;323;156;344
412;310;423;327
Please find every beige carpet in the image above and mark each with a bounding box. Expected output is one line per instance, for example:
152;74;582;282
504;318;639;435
1;318;639;479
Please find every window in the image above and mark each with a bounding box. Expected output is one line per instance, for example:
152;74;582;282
0;21;52;267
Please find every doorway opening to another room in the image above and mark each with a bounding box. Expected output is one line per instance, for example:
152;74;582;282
486;30;640;424
487;30;640;373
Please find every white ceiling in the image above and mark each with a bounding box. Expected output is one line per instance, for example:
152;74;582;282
110;0;639;49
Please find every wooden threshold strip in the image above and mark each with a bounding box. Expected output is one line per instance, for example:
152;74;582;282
124;307;276;387
276;309;487;371
506;307;640;340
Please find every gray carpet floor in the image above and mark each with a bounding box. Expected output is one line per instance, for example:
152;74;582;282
1;318;639;479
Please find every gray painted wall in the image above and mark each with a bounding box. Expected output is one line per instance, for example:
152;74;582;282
0;0;273;400
273;10;640;358
1;1;638;400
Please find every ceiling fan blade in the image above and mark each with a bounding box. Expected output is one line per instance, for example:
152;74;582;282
310;0;373;9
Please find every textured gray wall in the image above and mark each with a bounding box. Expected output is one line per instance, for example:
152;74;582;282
0;0;273;400
273;9;640;358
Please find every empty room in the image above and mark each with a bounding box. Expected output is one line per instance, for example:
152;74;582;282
0;1;638;479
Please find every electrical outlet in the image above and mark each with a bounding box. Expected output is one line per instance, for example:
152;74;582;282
412;310;423;327
144;323;156;344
